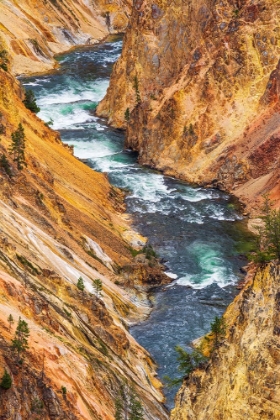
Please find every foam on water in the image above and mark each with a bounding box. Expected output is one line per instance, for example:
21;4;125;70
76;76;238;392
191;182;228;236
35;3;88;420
21;37;249;409
176;241;236;289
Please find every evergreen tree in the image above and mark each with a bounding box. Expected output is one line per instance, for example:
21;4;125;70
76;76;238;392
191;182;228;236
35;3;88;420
0;369;12;389
9;123;27;170
77;276;85;292
7;314;14;331
252;196;280;262
124;108;130;122
92;278;102;297
12;317;30;360
0;154;13;177
23;89;40;113
211;316;226;348
164;345;208;387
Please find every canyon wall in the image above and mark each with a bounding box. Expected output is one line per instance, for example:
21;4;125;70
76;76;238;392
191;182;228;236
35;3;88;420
171;262;280;420
0;54;168;419
97;0;280;211
0;0;131;75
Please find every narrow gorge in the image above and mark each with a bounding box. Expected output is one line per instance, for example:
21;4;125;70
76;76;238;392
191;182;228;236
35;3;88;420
0;0;279;419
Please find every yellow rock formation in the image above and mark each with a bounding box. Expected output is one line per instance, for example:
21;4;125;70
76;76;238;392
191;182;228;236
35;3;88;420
0;40;168;420
171;262;280;420
0;0;131;75
98;0;280;210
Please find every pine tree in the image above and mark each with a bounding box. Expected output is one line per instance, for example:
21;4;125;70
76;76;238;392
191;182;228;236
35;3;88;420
0;369;12;389
164;345;208;387
12;317;30;360
7;314;14;331
23;90;40;114
124;108;130;122
77;276;85;292
9;123;27;170
92;278;102;297
0;154;13;177
252;196;280;262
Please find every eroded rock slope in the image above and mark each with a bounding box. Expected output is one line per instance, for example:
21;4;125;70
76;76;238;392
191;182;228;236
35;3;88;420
0;50;168;419
98;0;280;210
0;0;131;75
171;262;280;420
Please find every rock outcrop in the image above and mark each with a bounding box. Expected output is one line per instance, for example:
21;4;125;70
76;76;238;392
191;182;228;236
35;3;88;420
0;48;168;419
97;0;280;210
0;0;131;75
171;262;280;420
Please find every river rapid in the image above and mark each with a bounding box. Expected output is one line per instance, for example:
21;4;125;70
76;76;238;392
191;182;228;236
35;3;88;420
22;35;251;409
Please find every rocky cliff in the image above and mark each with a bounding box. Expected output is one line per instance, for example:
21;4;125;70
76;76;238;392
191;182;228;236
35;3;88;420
97;0;280;210
0;50;168;419
171;262;280;420
0;0;131;75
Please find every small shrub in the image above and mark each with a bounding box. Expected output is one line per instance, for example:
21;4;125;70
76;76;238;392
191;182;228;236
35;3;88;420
16;254;40;275
61;386;67;395
92;278;102;297
31;398;44;413
0;50;9;71
210;316;226;348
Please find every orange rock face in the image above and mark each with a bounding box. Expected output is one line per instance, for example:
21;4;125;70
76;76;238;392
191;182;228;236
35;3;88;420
0;40;168;420
98;0;280;210
0;0;132;75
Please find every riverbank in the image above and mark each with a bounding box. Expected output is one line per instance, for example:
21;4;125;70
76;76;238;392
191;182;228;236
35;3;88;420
21;38;255;411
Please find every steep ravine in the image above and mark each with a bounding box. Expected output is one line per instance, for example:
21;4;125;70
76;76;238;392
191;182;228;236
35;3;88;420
22;38;256;411
0;46;169;420
171;262;280;420
97;0;280;211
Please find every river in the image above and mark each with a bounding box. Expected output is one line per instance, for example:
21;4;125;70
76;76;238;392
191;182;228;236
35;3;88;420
22;35;251;409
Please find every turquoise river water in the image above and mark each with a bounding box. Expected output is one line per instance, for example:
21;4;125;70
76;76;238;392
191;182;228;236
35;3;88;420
22;35;250;409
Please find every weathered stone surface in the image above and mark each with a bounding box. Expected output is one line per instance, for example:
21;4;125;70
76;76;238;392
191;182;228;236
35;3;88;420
171;263;280;420
98;0;280;211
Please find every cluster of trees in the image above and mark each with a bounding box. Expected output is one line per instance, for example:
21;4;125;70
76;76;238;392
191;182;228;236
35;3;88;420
76;276;103;298
0;315;30;390
0;88;40;177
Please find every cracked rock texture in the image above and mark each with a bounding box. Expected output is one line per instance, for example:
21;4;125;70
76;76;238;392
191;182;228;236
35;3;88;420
0;41;168;420
98;0;280;211
0;0;131;75
171;262;280;420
